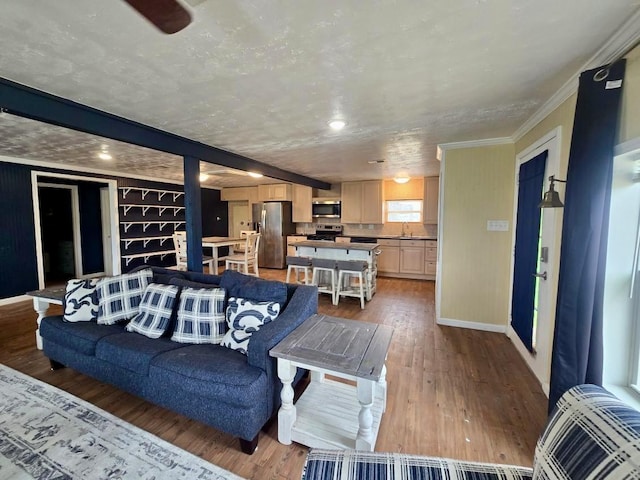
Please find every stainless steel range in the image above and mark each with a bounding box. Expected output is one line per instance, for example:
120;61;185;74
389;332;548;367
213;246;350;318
307;224;343;241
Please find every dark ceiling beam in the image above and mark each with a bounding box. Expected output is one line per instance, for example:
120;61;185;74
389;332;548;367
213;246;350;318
0;77;331;190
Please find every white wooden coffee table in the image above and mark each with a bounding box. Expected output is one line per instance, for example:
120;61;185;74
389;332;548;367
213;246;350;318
270;314;393;451
26;285;66;350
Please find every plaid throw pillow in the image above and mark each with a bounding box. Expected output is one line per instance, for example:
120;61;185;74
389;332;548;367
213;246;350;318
96;269;153;325
64;278;99;322
221;297;280;355
171;287;226;344
126;283;179;339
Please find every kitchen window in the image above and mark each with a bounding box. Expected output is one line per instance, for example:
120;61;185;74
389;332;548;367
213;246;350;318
386;200;422;223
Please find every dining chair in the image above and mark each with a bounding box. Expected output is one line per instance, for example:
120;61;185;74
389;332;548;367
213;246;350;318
225;232;261;277
172;231;215;273
232;230;257;254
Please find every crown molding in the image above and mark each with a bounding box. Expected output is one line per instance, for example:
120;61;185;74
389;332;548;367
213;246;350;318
437;137;513;151
0;154;221;190
512;9;640;142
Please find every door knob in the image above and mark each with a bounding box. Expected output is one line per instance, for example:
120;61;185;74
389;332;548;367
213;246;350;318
533;271;547;281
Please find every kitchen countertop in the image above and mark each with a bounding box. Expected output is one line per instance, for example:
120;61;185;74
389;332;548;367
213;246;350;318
290;234;437;241
290;240;380;251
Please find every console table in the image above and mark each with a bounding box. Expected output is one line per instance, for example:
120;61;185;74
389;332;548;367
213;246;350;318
26;286;66;350
270;314;393;451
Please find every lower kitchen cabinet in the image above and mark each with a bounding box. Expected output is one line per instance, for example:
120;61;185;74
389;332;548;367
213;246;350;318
377;239;400;274
399;242;425;275
377;238;437;280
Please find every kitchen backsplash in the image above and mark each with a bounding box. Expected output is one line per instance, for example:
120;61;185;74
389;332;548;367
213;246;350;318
295;221;437;238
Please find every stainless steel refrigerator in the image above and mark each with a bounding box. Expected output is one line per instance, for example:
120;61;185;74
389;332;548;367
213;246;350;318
252;201;295;269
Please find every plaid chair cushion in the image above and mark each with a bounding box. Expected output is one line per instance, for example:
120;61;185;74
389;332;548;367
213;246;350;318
125;283;179;339
221;297;280;355
96;269;153;325
533;384;640;479
63;278;99;322
302;450;533;480
171;287;226;344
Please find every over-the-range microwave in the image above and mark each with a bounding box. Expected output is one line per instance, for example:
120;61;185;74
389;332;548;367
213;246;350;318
312;199;341;218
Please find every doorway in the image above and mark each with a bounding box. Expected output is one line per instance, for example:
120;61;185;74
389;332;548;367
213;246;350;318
508;127;562;395
31;171;121;289
38;184;81;286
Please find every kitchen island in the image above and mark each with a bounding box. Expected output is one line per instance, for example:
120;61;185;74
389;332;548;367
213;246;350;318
290;240;380;299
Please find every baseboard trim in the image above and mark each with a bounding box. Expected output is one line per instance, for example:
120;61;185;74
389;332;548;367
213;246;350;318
437;317;507;333
0;295;30;306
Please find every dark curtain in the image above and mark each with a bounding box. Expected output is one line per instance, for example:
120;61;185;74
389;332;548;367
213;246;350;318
511;151;548;351
548;60;626;411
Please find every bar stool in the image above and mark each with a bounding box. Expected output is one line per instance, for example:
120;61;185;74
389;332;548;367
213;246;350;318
336;260;370;309
311;258;338;305
286;256;313;285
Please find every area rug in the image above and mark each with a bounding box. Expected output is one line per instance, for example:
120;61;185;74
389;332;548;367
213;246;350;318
0;364;244;480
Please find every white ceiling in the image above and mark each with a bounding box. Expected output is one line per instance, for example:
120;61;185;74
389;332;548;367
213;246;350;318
0;0;638;188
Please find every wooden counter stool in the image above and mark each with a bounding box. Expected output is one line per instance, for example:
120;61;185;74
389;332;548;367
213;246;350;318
311;258;338;305
286;256;313;285
336;260;369;309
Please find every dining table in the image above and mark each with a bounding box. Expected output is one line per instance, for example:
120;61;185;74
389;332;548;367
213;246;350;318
202;235;247;270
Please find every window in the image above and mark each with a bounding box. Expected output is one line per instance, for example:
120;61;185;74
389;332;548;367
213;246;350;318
386;200;422;223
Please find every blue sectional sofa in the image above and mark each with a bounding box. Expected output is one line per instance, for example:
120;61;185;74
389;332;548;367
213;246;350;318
40;266;318;454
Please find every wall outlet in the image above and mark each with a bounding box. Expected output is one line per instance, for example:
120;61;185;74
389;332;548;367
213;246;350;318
487;220;509;231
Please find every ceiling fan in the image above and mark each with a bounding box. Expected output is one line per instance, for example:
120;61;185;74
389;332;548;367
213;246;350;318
122;0;202;34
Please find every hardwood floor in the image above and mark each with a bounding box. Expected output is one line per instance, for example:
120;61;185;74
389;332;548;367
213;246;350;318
0;271;548;479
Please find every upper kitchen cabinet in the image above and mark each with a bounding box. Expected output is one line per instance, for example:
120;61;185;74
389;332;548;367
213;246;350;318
341;180;383;224
292;184;312;223
221;186;259;204
423;176;439;224
383;178;424;200
258;183;292;201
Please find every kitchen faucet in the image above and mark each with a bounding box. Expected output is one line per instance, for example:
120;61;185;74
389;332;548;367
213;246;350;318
401;222;410;237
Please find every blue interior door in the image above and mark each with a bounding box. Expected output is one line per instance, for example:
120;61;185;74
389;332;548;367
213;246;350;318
511;151;548;352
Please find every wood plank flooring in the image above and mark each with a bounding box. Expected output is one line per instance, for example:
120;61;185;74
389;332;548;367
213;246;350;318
0;272;548;479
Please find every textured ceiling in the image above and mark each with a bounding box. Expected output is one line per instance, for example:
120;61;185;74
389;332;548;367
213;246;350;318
0;0;638;187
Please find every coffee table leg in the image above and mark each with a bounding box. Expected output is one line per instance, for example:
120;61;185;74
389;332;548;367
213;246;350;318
33;297;49;350
277;358;297;445
356;378;375;451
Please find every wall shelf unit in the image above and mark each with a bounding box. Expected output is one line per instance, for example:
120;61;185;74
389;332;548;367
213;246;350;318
118;186;184;270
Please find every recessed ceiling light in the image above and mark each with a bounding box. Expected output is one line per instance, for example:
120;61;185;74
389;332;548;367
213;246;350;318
247;172;263;178
328;119;346;131
199;173;209;182
98;152;112;161
393;176;411;184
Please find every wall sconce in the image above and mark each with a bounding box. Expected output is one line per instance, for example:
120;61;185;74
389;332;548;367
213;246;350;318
539;175;567;208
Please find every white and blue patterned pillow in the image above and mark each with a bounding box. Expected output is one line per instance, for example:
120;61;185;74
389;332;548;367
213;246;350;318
125;283;179;339
96;269;153;325
171;287;227;344
221;297;280;355
64;278;99;322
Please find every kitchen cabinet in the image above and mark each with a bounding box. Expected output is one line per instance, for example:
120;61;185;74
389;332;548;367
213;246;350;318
377;239;400;274
292;184;312;223
286;235;307;257
341;180;383;224
258;183;292;201
383;178;424;200
425;240;437;277
221;186;258;204
423;176;439;224
399;240;425;275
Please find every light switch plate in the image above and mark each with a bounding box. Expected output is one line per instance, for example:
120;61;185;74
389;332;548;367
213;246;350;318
487;220;509;231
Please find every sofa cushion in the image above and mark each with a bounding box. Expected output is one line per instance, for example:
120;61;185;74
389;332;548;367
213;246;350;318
171;287;227;344
64;278;99;322
40;316;125;356
126;283;179;339
95;333;186;375
219;269;288;308
149;344;267;407
168;277;220;289
97;269;153;325
221;297;280;355
533;384;640;479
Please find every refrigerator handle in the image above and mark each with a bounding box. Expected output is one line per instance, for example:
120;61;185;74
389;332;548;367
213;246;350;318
261;207;266;233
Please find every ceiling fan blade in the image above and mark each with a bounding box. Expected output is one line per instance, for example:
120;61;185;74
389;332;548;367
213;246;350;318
123;0;192;34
